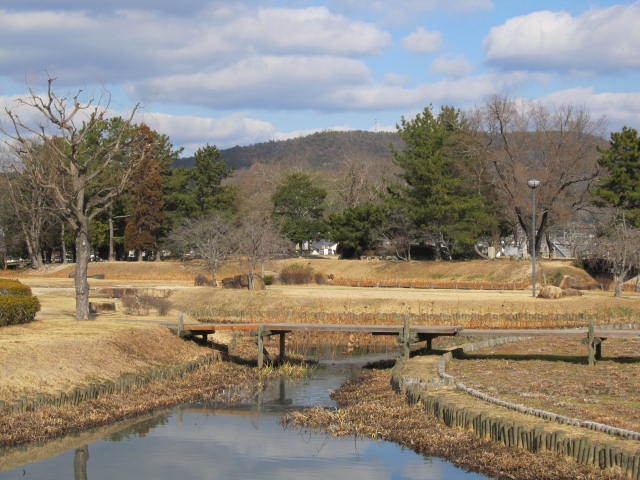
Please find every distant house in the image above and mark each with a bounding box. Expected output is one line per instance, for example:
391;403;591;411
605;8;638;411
298;239;338;256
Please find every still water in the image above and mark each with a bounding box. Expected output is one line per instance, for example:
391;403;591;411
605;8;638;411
0;356;488;480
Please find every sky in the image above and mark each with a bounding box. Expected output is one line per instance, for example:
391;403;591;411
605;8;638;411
1;0;639;153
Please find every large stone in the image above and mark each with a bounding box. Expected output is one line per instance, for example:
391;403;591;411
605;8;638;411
537;285;563;299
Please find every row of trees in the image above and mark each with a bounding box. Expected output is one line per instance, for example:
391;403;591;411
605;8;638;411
2;79;640;318
265;103;640;296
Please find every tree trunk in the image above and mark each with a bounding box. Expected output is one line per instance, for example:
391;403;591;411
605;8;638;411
545;233;554;259
517;208;549;256
210;266;217;287
108;215;115;262
154;248;162;262
74;221;91;320
61;222;68;264
614;275;623;297
23;234;41;270
137;250;143;262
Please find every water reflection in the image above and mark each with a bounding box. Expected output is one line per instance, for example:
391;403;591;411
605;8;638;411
0;355;487;480
73;447;88;480
6;406;485;480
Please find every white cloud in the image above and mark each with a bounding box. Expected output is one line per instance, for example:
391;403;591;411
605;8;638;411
384;73;411;85
539;87;640;130
430;54;474;77
140;111;278;150
326;71;532;110
402;27;442;54
133;64;534;111
0;6;389;84
129;55;371;109
334;0;493;18
484;2;640;72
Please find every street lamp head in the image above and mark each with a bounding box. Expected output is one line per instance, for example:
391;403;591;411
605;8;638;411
527;179;541;189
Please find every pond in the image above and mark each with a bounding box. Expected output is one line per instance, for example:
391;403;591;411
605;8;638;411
0;355;488;480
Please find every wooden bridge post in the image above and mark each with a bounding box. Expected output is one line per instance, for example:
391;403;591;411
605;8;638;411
257;326;264;368
587;319;596;366
279;332;286;364
402;314;411;360
178;312;184;337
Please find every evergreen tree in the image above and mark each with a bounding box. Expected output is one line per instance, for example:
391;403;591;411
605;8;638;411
192;145;236;215
272;172;327;247
391;106;496;259
594;127;640;226
124;125;165;260
328;202;386;258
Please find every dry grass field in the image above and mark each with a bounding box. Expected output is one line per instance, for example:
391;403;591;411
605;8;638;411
447;337;640;432
0;286;211;403
4;257;595;285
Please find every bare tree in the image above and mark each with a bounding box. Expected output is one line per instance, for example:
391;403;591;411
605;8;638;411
1;146;52;269
3;79;148;319
577;209;640;297
170;214;236;286
477;96;605;254
237;210;291;290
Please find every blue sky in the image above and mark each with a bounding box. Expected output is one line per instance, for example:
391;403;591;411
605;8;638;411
1;0;639;153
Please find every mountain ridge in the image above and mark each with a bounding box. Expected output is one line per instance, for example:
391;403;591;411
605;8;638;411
175;130;402;170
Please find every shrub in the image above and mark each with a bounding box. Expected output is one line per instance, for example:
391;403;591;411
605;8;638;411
0;295;40;326
263;275;274;286
194;274;214;286
280;264;314;284
0;279;32;296
141;295;172;316
121;294;172;316
313;272;328;285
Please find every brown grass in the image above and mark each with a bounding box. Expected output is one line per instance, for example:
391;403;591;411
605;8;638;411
0;361;256;449
3;258;595;285
447;337;640;432
284;369;625;480
0;286;210;403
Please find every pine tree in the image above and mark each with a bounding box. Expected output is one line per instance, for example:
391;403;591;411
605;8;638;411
272;172;327;248
391;106;496;259
192;145;236;215
594;127;640;226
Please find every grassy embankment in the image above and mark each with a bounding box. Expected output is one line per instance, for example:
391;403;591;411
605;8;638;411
5;259;640;355
0;277;312;450
447;337;640;432
285;369;627;480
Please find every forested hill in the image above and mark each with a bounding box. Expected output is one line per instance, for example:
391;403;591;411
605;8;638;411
175;130;403;170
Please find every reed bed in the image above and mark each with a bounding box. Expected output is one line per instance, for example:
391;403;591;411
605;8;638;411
332;276;530;290
195;307;638;330
193;305;639;357
283;370;624;480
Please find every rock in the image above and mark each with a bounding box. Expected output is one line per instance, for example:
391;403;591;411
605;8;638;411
537;285;563;299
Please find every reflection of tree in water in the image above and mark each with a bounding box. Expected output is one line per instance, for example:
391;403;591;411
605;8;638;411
104;414;170;442
74;446;88;480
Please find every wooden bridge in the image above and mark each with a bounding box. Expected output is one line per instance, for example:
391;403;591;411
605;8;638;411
176;318;640;368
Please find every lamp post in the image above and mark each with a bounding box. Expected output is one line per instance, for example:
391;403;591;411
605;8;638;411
527;179;540;297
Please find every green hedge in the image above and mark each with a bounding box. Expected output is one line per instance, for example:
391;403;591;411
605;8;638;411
0;279;40;326
0;279;32;296
0;295;40;326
